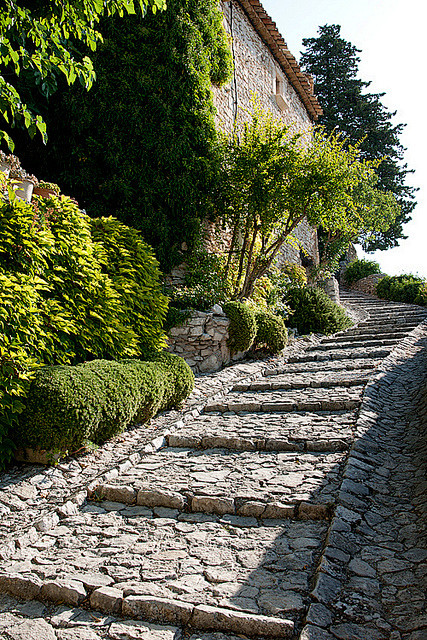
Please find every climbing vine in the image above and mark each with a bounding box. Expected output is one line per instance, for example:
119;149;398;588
13;0;233;271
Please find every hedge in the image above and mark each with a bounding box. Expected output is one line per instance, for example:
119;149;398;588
253;310;288;354
16;353;194;454
223;301;257;355
286;286;353;335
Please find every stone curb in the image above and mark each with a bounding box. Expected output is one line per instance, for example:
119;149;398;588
298;317;427;639
87;482;333;521
167;433;351;453
0;574;294;637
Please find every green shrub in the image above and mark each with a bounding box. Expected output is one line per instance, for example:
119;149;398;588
223;301;257;354
164;307;192;332
376;274;427;306
253;310;288;354
167;284;221;313
344;258;381;286
16;355;194;453
18;0;233;271
0;187;168;467
286;286;353;335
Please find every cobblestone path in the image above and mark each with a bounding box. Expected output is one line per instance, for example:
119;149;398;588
0;292;426;640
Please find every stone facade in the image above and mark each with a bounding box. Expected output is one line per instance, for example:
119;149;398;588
208;0;320;268
212;2;314;135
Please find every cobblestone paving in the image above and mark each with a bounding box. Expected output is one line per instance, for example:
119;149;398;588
0;291;426;640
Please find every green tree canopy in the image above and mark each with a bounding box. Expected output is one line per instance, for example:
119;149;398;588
217;106;398;299
300;24;417;252
0;0;165;149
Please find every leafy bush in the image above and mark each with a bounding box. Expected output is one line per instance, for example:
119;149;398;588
0;186;167;466
167;284;221;313
16;0;233;271
286;286;353;335
376;274;427;306
90;217;168;353
345;258;381;286
165;245;227;319
223;301;257;355
253;310;288;354
16;354;194;454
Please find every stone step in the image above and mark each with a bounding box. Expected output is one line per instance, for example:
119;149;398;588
233;371;370;392
169;411;356;453
309;337;398;351
361;313;426;323
287;347;390;364
204;385;363;413
87;446;345;518
265;359;379;376
2;507;327;634
330;329;409;341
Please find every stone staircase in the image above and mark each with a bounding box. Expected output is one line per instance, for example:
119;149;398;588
0;291;426;639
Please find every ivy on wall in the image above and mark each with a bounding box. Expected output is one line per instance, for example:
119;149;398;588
14;0;233;271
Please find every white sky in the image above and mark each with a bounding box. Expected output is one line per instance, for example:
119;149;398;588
262;0;426;278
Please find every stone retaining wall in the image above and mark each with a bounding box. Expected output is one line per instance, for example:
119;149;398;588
167;306;241;373
350;273;386;296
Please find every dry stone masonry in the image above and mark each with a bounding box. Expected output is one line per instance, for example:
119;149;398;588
0;291;426;639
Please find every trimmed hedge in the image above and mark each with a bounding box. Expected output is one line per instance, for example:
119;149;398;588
286;286;353;335
345;258;381;286
223;301;257;355
253;310;288;354
376;274;427;306
16;354;194;454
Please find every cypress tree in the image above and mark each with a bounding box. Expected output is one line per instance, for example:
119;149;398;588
300;24;417;251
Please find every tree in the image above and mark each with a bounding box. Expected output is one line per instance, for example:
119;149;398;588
300;24;417;252
0;0;165;149
218;105;398;300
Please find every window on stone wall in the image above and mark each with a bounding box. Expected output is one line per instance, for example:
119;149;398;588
274;72;287;111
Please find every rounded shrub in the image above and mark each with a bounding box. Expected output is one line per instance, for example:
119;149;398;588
16;355;194;454
345;258;381;286
286;286;353;335
140;351;195;409
253;310;288;354
223;301;257;355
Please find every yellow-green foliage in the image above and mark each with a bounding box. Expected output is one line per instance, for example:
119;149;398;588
0;187;167;466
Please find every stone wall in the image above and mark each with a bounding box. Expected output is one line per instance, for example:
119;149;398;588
350;273;386;296
317;276;340;304
208;0;319;268
212;1;313;136
167;306;241;373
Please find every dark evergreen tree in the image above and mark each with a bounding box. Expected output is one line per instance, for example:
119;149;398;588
300;24;417;251
11;0;232;271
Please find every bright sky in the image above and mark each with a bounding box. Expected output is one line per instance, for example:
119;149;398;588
262;0;426;278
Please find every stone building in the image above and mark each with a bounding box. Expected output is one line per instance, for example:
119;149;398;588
208;0;323;267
